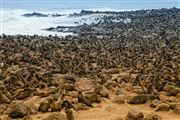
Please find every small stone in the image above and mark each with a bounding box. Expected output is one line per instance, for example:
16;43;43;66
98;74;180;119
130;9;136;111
144;113;162;120
155;103;170;111
9;103;28;118
43;113;66;120
126;108;144;120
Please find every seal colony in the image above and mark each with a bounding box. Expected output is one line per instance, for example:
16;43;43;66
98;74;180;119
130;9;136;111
0;7;180;120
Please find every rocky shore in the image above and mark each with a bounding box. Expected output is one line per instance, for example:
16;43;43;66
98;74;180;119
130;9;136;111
0;7;180;120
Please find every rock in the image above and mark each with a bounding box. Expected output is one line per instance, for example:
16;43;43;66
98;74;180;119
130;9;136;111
23;12;48;17
43;113;66;120
150;99;161;108
144;113;162;120
9;102;28;118
126;108;144;120
155;103;170;111
38;101;50;113
174;105;180;115
112;96;126;104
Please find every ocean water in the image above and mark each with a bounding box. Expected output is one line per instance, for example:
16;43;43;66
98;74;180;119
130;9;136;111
2;0;179;11
1;0;179;36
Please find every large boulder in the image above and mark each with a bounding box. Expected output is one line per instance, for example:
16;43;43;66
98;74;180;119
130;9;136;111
9;102;28;118
126;108;144;120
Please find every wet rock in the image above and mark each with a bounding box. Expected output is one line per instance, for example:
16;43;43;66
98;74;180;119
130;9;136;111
9;102;28;118
144;113;162;120
43;113;66;120
23;12;48;17
155;103;170;111
126;108;144;120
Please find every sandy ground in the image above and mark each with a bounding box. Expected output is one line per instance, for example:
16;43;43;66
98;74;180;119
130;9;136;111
23;99;180;120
